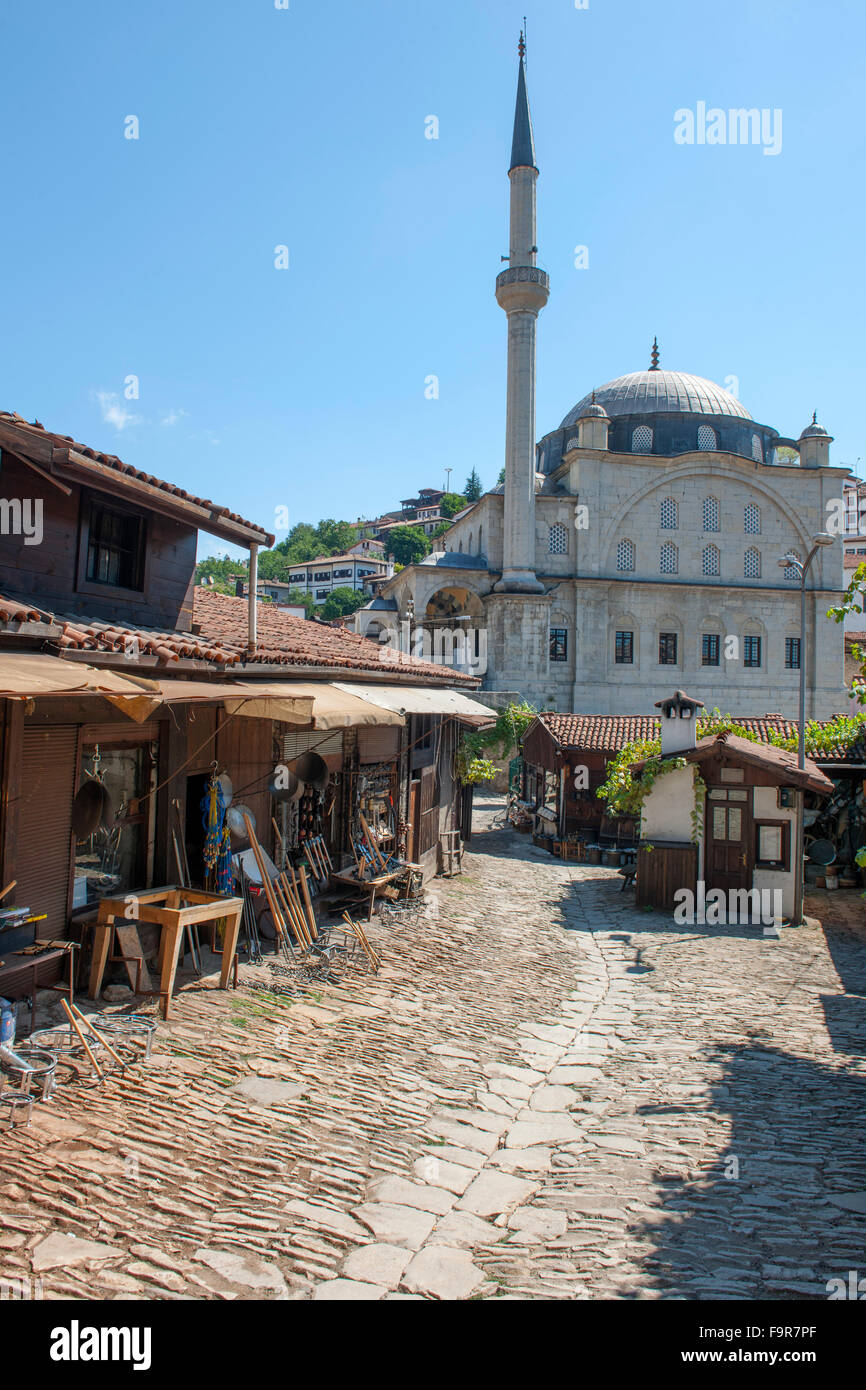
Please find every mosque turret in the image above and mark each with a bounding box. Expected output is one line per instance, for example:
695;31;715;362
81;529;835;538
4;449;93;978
494;32;549;593
798;412;833;469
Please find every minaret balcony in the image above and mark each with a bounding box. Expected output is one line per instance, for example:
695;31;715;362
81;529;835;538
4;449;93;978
495;265;550;314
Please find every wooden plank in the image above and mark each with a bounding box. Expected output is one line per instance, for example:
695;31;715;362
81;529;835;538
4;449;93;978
113;923;153;992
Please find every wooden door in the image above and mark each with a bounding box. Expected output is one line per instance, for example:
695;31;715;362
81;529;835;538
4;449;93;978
706;788;752;893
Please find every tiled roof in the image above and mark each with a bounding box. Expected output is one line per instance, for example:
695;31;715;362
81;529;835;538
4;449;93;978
0;410;273;544
0;595;43;624
0;589;475;684
531;710;865;765
687;733;834;795
192;590;474;681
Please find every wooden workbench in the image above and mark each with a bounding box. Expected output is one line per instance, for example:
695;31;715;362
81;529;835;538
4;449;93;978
89;886;244;1019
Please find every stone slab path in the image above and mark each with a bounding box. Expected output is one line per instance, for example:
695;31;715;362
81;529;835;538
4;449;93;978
1;797;864;1300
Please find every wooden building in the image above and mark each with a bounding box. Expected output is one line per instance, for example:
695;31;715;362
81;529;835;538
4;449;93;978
0;409;489;1018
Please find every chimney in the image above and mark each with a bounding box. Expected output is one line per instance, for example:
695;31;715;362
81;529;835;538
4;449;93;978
655;689;705;756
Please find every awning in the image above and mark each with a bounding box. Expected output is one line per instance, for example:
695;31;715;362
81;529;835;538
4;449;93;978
226;682;403;730
0;653;163;722
332;681;496;724
147;679;314;726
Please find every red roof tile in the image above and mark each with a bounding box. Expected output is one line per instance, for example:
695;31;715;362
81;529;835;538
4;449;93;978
0;589;475;684
0;410;273;544
530;710;865;765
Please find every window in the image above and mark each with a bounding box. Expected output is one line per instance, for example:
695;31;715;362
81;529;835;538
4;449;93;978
85;503;145;590
659;632;678;665
702;496;720;531
702;633;720;666
744;547;761;578
660;497;678;529
744;503;761;534
615;630;634;664
616;539;635;572
549;628;568;662
751;433;764;462
755;821;790;871
785;637;801;669
744;635;762;667
548;522;568;555
784;553;800;580
702;544;720;577
698;425;717;451
632;425;653;454
314;570;330;581
289;573;306;584
315;588;328;598
660;541;678;575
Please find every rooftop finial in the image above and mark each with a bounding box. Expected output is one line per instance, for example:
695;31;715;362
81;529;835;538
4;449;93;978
812;410;818;424
650;336;660;371
591;389;597;404
518;27;526;60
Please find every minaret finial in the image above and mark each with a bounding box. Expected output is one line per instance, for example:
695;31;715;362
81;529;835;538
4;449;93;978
519;27;526;61
812;410;818;424
650;336;660;371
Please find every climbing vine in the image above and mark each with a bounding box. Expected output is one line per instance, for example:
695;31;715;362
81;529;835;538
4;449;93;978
455;700;537;786
596;709;866;835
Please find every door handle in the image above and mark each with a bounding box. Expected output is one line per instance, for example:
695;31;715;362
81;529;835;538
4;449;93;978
741;852;747;866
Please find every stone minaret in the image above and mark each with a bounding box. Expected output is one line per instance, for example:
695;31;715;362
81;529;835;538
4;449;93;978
494;33;549;593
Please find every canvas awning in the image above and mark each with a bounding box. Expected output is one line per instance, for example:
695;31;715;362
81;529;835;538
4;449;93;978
225;682;403;730
332;682;495;724
0;653;163;721
145;678;313;725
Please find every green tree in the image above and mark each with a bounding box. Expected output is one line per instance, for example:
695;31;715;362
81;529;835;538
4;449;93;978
385;525;432;567
431;520;453;541
440;492;468;519
464;468;482;502
320;586;370;620
284;586;316;618
497;466;505;486
316;519;358;556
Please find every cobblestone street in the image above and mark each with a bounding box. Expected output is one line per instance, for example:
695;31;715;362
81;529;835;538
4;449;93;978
2;796;865;1301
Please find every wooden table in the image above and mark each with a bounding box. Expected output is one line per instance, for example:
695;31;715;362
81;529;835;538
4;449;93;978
89;886;244;1019
329;869;401;920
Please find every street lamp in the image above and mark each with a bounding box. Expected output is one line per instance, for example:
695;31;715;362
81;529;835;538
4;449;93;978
778;532;835;769
777;531;835;924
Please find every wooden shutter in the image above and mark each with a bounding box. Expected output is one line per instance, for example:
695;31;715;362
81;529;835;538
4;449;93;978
16;726;78;939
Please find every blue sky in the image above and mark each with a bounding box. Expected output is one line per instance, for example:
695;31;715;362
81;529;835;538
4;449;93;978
1;0;863;560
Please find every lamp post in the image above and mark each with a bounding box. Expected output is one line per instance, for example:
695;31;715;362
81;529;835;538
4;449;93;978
778;532;835;923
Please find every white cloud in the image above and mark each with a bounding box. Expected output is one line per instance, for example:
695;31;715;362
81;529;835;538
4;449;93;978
161;408;189;427
93;390;142;432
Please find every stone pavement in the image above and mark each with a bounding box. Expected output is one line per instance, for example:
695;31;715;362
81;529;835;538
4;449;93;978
1;796;865;1300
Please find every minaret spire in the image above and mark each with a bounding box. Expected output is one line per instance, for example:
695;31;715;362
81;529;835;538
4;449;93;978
510;31;537;174
494;39;549;594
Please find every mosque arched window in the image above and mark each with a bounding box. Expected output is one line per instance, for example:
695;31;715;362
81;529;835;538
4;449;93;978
698;425;717;451
751;433;764;462
744;547;761;579
548;522;568;555
660;541;678;575
478;524;483;555
632;425;653;454
783;551;800;580
703;496;720;532
660;497;678;530
702;544;720;577
744;503;761;535
616;539;635;572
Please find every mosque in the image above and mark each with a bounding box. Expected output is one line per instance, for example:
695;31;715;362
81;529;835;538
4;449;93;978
357;39;846;718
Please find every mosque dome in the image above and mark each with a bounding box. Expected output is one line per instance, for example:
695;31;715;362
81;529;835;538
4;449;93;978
560;369;751;429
